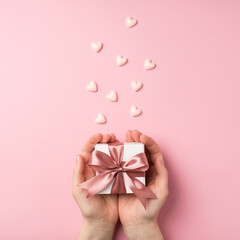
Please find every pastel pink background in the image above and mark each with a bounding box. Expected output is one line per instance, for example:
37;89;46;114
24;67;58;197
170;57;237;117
0;0;240;239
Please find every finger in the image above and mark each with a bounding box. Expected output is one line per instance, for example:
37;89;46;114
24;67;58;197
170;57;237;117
140;134;162;163
126;130;134;142
109;133;116;142
132;129;142;142
72;155;85;187
81;133;103;157
115;138;121;143
101;134;111;143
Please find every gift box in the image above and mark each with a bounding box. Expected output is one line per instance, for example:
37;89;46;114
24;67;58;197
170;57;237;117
79;141;157;208
95;142;146;194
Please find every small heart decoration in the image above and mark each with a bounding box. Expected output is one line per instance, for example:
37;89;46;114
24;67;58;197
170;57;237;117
95;113;106;124
130;106;142;117
106;91;118;102
86;81;98;92
131;81;143;92
116;55;128;66
91;42;103;53
144;58;156;70
126;17;138;28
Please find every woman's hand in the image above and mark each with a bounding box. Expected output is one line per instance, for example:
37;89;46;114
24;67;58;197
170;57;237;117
72;133;119;240
118;130;169;240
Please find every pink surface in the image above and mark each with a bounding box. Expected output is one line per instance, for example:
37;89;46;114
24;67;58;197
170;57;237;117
0;0;240;239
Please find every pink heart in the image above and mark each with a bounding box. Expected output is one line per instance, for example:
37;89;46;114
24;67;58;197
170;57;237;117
116;55;128;66
86;81;98;92
95;113;106;124
106;91;118;102
144;58;156;70
131;81;143;92
130;106;142;117
91;42;103;53
126;17;138;28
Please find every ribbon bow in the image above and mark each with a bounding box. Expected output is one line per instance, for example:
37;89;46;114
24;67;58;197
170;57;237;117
79;143;157;208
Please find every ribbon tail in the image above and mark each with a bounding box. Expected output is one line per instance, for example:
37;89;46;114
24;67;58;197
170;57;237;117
123;173;157;209
78;171;115;197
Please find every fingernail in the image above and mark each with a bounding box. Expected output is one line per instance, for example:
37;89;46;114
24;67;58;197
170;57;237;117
159;155;164;164
76;155;81;163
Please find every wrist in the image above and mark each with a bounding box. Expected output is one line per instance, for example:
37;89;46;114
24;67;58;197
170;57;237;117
122;219;164;240
79;218;116;240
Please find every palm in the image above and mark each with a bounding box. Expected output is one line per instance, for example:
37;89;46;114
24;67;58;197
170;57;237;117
72;133;119;225
76;163;118;223
119;130;168;226
119;170;162;224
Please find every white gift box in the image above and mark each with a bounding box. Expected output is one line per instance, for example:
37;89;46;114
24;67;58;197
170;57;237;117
94;142;146;194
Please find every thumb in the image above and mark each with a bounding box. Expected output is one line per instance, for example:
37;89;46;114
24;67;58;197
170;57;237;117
154;155;168;195
72;155;85;188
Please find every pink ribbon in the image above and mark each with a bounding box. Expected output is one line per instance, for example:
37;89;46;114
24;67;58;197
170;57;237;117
79;143;157;209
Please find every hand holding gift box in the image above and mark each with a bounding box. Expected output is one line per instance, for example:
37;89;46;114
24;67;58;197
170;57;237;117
72;131;168;240
78;141;157;208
